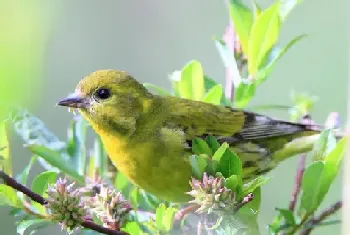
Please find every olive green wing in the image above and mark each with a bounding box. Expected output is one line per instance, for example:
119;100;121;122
164;96;319;142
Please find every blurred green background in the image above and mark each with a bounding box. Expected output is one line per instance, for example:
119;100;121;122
1;0;348;234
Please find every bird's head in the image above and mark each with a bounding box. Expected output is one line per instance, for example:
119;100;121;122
57;70;153;134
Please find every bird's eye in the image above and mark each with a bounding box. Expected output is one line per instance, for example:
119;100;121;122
95;88;111;100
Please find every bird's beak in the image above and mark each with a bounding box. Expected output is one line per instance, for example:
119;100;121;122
57;93;90;108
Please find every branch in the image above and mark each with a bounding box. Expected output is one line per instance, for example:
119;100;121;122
0;170;126;235
234;193;254;213
299;201;342;235
175;204;201;221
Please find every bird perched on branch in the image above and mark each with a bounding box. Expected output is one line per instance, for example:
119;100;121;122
57;69;323;202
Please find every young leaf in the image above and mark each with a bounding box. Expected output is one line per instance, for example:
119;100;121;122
192;138;212;156
275;208;296;226
122;222;145;235
31;171;58;196
203;84;223;105
162;206;177;231
225;174;238;191
0;122;11;176
255;34;306;84
155;203;166;231
26;144;84;184
217;148;242;178
248;1;280;75
229;0;253;55
0;184;23;208
212;142;229;162
205;135;220;153
143;83;171;96
242;175;270;196
300;138;346;214
179;60;204;100
189;155;207;179
234;81;256;108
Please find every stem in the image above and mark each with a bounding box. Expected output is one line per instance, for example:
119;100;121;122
300;201;342;235
175;204;201;221
234;193;254;213
0;170;126;235
289;154;306;212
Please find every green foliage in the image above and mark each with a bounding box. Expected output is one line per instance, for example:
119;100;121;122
299;137;345;215
0;0;343;234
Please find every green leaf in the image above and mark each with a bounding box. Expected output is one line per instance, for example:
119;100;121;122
192;138;212;156
310;129;337;161
189;155;207;179
143;83;171;96
17;219;51;235
242;175;270;196
0;184;23;208
0;122;11;176
248;1;280;75
155;204;177;232
300;138;346;214
256;34;306;84
26;144;84;184
225;174;238;191
31;171;57;196
275;208;296;226
204;75;232;106
217;148;242;179
16;156;37;185
163;206;177;231
212;142;229;162
179;60;204;100
229;0;253;55
203;84;223;105
122;222;145;235
234;80;256;108
205;135;220;153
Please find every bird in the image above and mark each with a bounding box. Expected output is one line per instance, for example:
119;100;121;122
57;69;323;202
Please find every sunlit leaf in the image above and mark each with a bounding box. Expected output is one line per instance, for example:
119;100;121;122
212;142;229;162
248;2;280;75
203;84;223;105
279;0;302;20
229;0;253;55
0;122;11;175
179;60;204;100
310;129;337;161
0;184;23;208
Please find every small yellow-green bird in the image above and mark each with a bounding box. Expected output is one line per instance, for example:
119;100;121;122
57;69;321;202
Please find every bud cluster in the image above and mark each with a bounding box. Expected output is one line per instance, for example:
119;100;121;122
46;178;87;232
89;185;132;230
187;173;236;214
